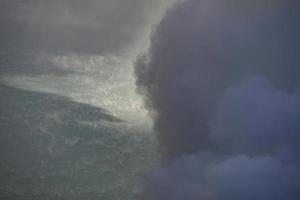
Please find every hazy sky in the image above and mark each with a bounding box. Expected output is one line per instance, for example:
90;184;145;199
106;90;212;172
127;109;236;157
0;0;175;120
0;2;180;199
1;1;300;200
0;0;172;54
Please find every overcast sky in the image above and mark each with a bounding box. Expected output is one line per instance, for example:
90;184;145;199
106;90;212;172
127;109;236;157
0;0;174;75
0;0;176;120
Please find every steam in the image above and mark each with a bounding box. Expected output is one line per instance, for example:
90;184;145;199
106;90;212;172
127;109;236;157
135;0;300;199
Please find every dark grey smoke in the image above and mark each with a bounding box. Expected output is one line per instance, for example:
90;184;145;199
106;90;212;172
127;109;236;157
135;0;300;199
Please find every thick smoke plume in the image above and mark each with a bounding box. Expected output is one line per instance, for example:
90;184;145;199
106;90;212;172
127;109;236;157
135;0;300;199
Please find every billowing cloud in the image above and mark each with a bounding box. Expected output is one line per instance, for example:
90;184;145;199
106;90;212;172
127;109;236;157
145;77;300;200
135;0;300;199
136;0;300;157
211;76;300;156
146;152;300;200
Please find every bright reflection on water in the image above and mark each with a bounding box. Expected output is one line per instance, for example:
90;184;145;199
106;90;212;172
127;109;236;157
0;54;156;200
1;54;149;124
